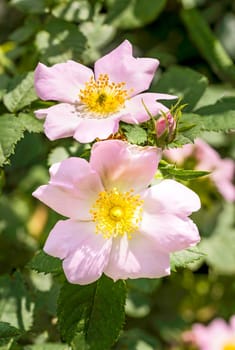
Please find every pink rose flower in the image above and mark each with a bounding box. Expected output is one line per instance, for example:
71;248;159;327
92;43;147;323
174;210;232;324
183;317;235;350
34;40;176;143
164;138;235;202
33;140;200;285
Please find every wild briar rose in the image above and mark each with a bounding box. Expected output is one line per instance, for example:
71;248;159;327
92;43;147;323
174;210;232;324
155;111;176;146
34;40;176;143
33;140;200;285
183;316;235;350
164;138;235;202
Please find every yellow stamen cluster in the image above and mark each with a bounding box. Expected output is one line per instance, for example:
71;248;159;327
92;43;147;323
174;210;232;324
79;74;128;116
90;188;144;239
223;343;235;350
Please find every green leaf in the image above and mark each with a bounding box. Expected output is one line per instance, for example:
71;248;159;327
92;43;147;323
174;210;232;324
181;7;235;84
0;322;21;346
9;17;40;44
122;124;147;145
48;147;69;166
177;117;201;142
80;17;115;54
201;232;235;274
58;275;126;349
106;0;166;29
153;66;208;112
127;278;161;294
200;203;235;274
0;114;25;166
35;18;87;64
216;13;235;60
52;1;91;22
18;112;43;133
24;344;70;350
170;247;205;271
116;329;160;350
0;272;34;331
0;74;10;101
194;97;235;132
10;0;46;14
3;72;37;112
28;250;62;275
159;162;209;180
105;0;130;24
195;84;235;110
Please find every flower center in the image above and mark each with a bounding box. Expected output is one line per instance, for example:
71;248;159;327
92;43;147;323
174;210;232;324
223;342;235;350
90;188;143;239
79;74;129;116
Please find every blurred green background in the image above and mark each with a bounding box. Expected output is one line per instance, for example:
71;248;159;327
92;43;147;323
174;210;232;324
0;0;235;349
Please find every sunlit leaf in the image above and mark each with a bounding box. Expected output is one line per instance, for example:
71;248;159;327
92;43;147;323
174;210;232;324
28;250;62;275
35;18;87;64
122;124;147;145
170;247;205;271
3;72;37;112
106;0;166;29
10;0;46;14
0;272;34;331
153;66;208;111
0;114;25;166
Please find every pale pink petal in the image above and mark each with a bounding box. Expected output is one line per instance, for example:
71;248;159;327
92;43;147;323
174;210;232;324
229;316;235;332
195;138;220;168
141;179;201;217
33;158;103;220
213;173;235;202
104;234;170;280
191;324;215;350
163;144;194;165
34;61;93;103
73;117;119;143
35;103;79;140
207;158;235;202
140;212;200;253
194;139;235;202
94;40;159;96
90;140;161;192
49;157;103;197
44;220;112;285
121;93;177;123
192;319;231;350
33;184;89;220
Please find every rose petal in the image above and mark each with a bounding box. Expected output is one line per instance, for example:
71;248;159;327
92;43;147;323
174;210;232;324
121;93;177;124
44;220;112;285
163;144;194;165
73;117;119;143
34;61;93;103
192;319;231;350
94;40;159;96
229;316;235;332
104;234;170;280
33;157;103;220
90;140;161;192
140;212;200;253
35;103;79;140
141;179;201;217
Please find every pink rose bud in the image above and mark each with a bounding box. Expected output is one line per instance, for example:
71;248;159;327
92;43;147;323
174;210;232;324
155;111;176;146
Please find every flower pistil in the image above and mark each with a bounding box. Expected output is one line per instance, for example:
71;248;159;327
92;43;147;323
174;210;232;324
223;342;235;350
90;188;143;239
79;74;130;117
